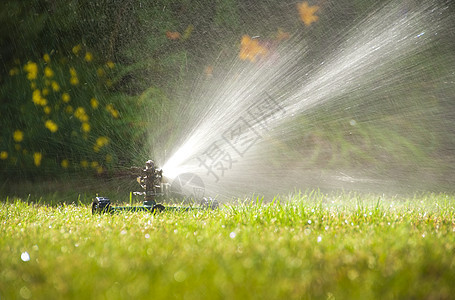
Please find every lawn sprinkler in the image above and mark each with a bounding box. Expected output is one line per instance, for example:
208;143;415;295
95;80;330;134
91;160;218;214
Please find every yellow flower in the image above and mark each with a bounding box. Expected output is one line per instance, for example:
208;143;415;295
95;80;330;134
45;120;58;133
81;160;89;168
93;137;109;152
61;159;69;168
62;92;71;103
51;81;60;92
297;2;320;26
74;106;85;116
106;104;119;118
106;61;115;69
30;82;37;89
81;122;91;132
33;152;42;167
69;67;77;77
43;53;51;63
182;24;194;40
74;107;89;122
96;68;105;77
24;61;38;80
91;161;99;168
44;106;51;114
42;88;49;96
32;90;41;105
105;154;113;163
15;144;21;151
111;109;119;118
13;130;24;142
96;166;103;174
166;31;181;40
239;35;268;62
69;67;79;85
96;136;109;148
72;44;82;56
90;98;99;109
65;105;74;114
84;52;93;62
70;76;79;85
0;151;8;160
44;66;54;78
9;68;19;76
32;90;47;106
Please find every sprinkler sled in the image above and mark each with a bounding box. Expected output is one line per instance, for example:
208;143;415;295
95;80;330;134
91;160;218;214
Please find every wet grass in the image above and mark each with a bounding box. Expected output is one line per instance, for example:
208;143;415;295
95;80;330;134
1;191;454;299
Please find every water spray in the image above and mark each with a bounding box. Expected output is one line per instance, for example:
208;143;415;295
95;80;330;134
160;0;455;198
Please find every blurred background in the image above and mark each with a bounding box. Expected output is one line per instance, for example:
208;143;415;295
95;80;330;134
1;0;454;200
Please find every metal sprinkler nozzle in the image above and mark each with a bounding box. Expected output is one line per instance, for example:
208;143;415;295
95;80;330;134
137;160;163;206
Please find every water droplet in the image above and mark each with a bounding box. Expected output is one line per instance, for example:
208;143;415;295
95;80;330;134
317;236;322;243
20;286;32;299
21;251;30;262
120;230;127;235
174;270;187;282
145;234;150;239
229;232;236;239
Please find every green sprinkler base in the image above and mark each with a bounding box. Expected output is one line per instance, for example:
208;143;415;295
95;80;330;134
91;197;218;215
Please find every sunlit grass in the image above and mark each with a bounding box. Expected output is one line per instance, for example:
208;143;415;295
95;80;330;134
1;191;454;299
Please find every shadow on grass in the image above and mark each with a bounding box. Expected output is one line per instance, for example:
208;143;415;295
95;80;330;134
0;174;139;205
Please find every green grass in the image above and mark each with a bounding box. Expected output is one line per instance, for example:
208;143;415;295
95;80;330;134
1;191;455;299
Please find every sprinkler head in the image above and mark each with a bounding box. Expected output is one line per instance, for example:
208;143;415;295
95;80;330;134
145;160;155;169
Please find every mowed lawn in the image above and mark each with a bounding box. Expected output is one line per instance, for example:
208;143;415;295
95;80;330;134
1;192;454;299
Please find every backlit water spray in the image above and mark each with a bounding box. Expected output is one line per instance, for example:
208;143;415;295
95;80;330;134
162;1;454;200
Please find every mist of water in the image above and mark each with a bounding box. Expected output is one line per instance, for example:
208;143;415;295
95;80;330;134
159;1;454;200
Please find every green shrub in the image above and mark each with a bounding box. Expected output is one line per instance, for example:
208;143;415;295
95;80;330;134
0;45;154;178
